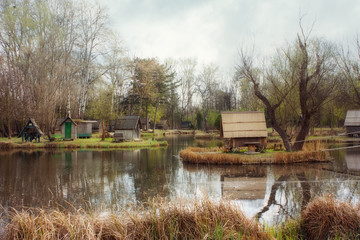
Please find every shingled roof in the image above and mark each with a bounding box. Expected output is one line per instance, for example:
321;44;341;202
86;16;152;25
114;116;142;130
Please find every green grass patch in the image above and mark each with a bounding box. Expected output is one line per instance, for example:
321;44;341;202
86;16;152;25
0;137;168;150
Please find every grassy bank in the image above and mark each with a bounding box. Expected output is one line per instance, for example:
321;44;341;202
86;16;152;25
179;145;329;165
2;196;359;239
0;137;168;150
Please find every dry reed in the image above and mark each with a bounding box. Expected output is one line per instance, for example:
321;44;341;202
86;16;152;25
4;197;272;240
301;196;360;240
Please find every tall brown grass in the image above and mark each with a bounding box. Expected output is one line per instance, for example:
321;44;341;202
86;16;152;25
4;197;360;239
4;197;272;240
179;147;328;165
301;196;360;240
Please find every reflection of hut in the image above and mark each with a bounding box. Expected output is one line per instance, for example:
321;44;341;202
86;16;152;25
74;120;96;138
220;111;267;150
344;110;360;137
113;116;142;141
18;119;44;142
221;167;267;200
181;121;193;129
345;149;360;171
59;117;77;140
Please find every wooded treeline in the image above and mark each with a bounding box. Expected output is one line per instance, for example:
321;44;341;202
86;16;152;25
1;0;360;148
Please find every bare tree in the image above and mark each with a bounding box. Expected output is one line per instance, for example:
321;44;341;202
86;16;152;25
237;27;338;151
337;38;360;107
196;63;219;132
177;58;197;121
76;2;108;118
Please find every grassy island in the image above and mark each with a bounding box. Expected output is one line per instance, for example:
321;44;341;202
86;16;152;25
1;196;359;239
179;145;329;165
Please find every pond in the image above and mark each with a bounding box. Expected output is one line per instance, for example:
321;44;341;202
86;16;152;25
1;135;360;224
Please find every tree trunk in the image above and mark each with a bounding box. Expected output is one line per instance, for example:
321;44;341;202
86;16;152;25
101;120;105;141
145;101;149;131
153;100;159;133
292;115;310;151
7;118;11;139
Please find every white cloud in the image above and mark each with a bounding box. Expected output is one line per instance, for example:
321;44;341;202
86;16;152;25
100;0;360;74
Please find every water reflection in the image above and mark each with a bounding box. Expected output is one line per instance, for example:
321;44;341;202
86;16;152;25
1;137;360;225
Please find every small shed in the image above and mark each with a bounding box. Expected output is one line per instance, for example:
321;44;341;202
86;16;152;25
140;118;151;131
18;119;44;143
75;120;96;138
220;111;267;150
181;121;193;129
344;110;360;137
113;116;142;141
59;117;77;140
156;119;168;130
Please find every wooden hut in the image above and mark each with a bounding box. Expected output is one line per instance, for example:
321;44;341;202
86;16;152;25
344;110;360;137
18;119;44;143
59;117;77;140
156;119;168;130
113;116;142;141
74;120;96;138
140;118;151;131
181;121;193;130
220;111;267;150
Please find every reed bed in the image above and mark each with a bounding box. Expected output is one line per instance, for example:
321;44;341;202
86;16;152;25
179;147;328;165
3;197;360;239
301;196;360;240
3;197;271;240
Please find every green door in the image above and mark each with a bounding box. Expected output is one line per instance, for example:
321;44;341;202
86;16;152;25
65;122;72;139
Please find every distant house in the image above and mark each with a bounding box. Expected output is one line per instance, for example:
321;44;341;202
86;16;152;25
59;117;77;140
113;116;142;141
156;119;168;130
344;110;360;137
18;119;44;143
220;111;267;150
181;121;193;130
140;118;151;131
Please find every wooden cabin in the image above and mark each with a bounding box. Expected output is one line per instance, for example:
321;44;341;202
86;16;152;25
344;110;360;137
220;111;267;151
113;116;142;141
59;117;77;140
18;119;44;143
75;120;96;138
156;119;168;130
140;118;151;131
181;121;193;130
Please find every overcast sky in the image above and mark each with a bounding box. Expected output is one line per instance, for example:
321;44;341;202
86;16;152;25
99;0;360;75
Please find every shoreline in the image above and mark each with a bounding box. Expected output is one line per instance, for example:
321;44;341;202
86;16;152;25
0;138;168;150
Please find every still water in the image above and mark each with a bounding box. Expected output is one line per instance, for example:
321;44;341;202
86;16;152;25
1;136;360;224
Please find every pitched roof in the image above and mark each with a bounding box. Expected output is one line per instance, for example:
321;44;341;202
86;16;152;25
19;118;44;136
114;116;142;130
59;116;77;126
344;110;360;126
220;111;267;138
